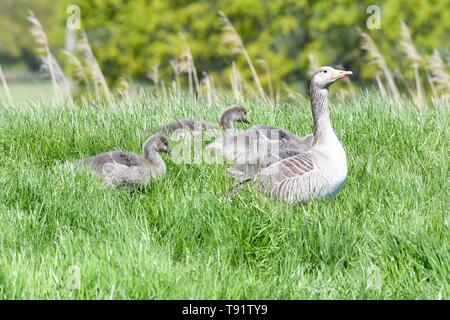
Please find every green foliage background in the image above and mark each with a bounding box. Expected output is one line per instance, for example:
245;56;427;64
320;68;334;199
1;0;449;89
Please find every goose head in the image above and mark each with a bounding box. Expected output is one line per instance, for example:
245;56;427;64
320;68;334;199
311;66;353;89
143;133;171;158
219;105;251;129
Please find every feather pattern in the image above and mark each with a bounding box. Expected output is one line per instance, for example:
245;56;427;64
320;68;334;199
258;153;315;201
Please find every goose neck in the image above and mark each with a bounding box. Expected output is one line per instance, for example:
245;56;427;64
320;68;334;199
219;112;233;130
310;85;335;145
144;148;165;170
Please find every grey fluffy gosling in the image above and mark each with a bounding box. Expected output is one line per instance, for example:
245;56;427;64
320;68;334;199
78;133;171;187
158;105;251;139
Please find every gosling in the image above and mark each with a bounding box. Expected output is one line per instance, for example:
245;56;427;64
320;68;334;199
77;134;171;187
158;105;251;139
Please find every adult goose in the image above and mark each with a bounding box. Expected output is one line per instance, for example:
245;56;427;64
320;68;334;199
158;105;251;139
77;133;171;187
229;66;352;202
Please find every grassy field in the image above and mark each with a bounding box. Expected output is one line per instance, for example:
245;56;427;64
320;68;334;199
0;92;448;299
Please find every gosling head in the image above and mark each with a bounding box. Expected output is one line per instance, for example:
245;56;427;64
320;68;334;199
143;133;171;158
219;105;251;129
311;66;353;89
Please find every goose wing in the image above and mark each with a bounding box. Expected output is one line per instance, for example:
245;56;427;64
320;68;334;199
257;152;316;202
227;148;302;181
83;151;143;172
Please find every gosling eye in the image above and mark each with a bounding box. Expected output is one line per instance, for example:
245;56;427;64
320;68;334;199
323;70;328;73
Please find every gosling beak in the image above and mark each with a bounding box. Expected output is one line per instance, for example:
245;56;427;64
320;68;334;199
332;70;353;81
242;115;251;124
165;147;172;155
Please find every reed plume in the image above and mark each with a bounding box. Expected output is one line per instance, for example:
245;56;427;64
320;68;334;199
28;11;72;103
219;11;266;99
63;50;92;98
77;31;110;101
428;50;450;95
359;30;400;101
201;71;217;106
230;61;243;101
178;35;199;96
400;22;424;106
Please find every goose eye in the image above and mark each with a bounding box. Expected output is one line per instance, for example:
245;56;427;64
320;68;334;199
323;70;328;73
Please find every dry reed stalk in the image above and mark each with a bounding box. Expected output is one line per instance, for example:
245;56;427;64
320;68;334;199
230;61;243;101
219;11;266;99
179;35;199;96
148;64;160;97
400;22;424;107
359;30;401;101
275;87;280;106
63;50;92;98
425;68;438;97
428;50;450;95
258;58;274;103
0;65;13;104
375;72;387;97
201;71;213;106
28;11;72;103
77;31;111;101
169;59;181;95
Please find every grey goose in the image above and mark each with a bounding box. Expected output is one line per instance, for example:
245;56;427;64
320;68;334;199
219;66;353;202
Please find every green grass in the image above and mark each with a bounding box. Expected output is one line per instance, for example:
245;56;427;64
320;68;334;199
0;92;448;299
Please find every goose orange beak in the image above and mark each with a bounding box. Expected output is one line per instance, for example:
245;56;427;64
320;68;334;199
332;70;353;81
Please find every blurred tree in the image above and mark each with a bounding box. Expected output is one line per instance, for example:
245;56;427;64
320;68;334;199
1;0;448;91
0;0;68;70
73;0;449;90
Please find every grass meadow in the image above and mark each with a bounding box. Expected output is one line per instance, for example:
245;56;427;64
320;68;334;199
0;92;448;299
